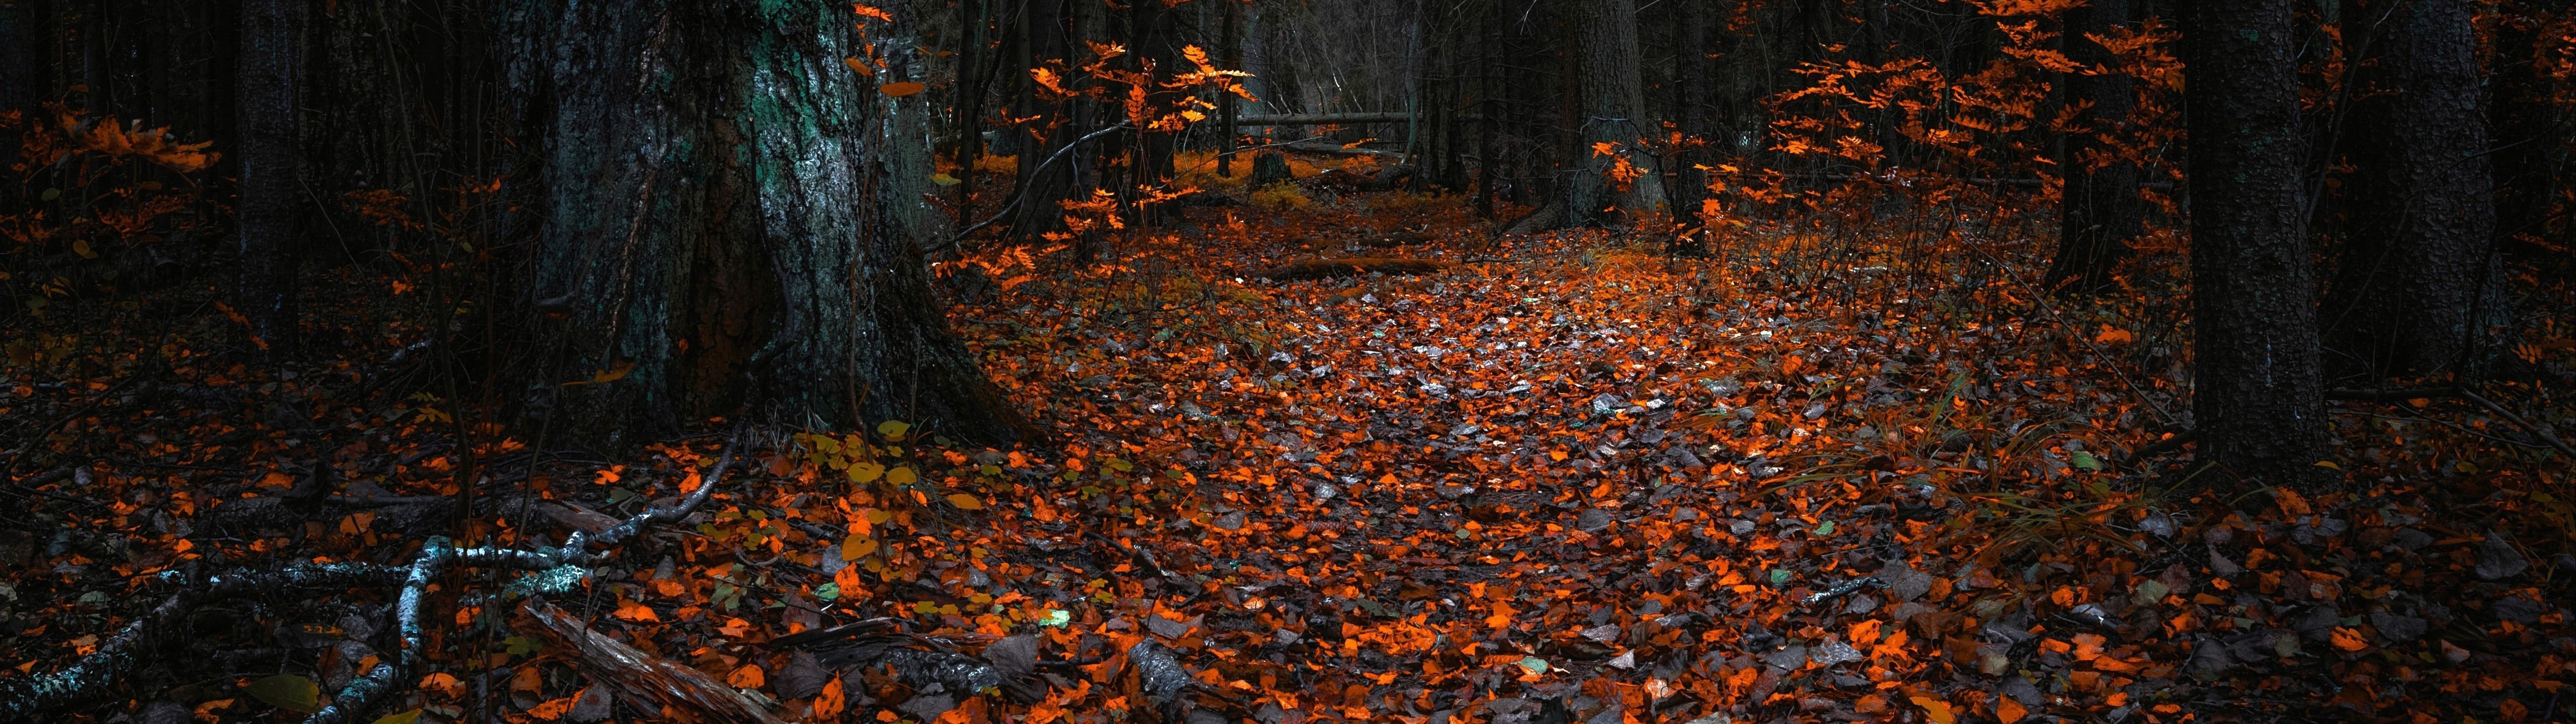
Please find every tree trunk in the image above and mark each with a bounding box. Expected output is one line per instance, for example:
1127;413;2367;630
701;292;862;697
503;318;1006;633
236;0;301;360
2180;0;2327;485
2044;0;2144;295
1;0;40;209
2320;0;2500;380
1669;0;1711;253
1219;0;1239;177
1563;0;1667;229
509;0;1024;449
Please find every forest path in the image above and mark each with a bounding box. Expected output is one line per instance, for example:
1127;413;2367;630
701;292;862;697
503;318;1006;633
939;199;1962;720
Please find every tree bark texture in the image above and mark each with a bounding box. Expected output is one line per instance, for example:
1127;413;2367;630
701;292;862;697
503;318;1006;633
2181;0;2327;485
2321;0;2500;380
236;0;302;360
2045;0;2144;295
1564;0;1667;229
507;0;1022;449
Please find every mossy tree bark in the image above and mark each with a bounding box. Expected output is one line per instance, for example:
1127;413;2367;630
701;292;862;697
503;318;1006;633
507;0;1024;450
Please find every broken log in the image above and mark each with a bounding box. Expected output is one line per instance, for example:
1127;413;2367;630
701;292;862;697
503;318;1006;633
1257;257;1452;281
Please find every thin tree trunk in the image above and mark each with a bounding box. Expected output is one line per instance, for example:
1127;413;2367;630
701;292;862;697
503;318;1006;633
1219;0;1238;176
0;0;41;205
2181;0;2327;485
953;0;987;221
2320;0;2500;380
1670;0;1710;253
2045;0;2144;295
236;0;301;360
511;0;1024;449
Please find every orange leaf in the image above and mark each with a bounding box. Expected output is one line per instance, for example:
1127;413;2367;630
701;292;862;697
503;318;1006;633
815;676;847;721
420;673;465;698
880;81;926;98
1910;696;1955;724
945;493;985;510
843;57;873;76
612;598;659;622
728;664;765;689
2330;627;2369;653
1996;697;2028;724
527;696;577;721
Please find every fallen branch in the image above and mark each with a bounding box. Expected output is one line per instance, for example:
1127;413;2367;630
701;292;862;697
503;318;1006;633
0;563;408;720
1257;257;1452;281
2;428;752;724
519;599;788;724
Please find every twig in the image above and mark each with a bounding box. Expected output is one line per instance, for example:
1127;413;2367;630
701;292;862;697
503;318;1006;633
2323;387;2457;402
2325;386;2573;460
2452;387;2576;460
933;123;1133;252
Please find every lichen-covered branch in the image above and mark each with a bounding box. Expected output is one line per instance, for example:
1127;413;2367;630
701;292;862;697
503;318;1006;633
0;430;750;724
0;563;405;721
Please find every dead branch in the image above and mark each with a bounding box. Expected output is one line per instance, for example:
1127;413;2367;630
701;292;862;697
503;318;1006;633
518;599;789;724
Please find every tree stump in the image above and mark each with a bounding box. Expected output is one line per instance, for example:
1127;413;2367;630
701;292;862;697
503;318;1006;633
1249;152;1293;188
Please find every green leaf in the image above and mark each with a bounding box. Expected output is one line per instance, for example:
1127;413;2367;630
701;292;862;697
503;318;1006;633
39;188;59;201
504;636;544;657
1769;569;1792;587
1516;656;1549;675
1814;521;1835;535
1040;608;1071;627
877;420;911;440
370;710;425;724
246;674;322;713
2070;450;2102;471
816;582;841;600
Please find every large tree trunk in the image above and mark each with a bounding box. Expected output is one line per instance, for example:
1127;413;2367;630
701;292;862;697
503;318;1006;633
2044;0;2144;295
2320;0;2500;380
1562;0;1667;229
508;0;1024;449
236;0;301;360
2181;0;2326;485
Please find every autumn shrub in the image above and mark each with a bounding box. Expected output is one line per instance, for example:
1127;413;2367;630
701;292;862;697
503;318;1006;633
1;106;224;319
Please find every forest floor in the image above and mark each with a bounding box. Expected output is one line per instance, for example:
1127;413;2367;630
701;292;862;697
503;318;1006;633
4;171;2574;724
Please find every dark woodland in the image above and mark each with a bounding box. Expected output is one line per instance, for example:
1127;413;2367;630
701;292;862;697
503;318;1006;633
1;0;2572;722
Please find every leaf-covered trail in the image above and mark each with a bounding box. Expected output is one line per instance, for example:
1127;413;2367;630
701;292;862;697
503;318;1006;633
935;197;2088;724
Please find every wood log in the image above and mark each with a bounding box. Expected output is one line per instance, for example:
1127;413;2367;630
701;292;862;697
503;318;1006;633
1258;257;1452;281
518;600;788;724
